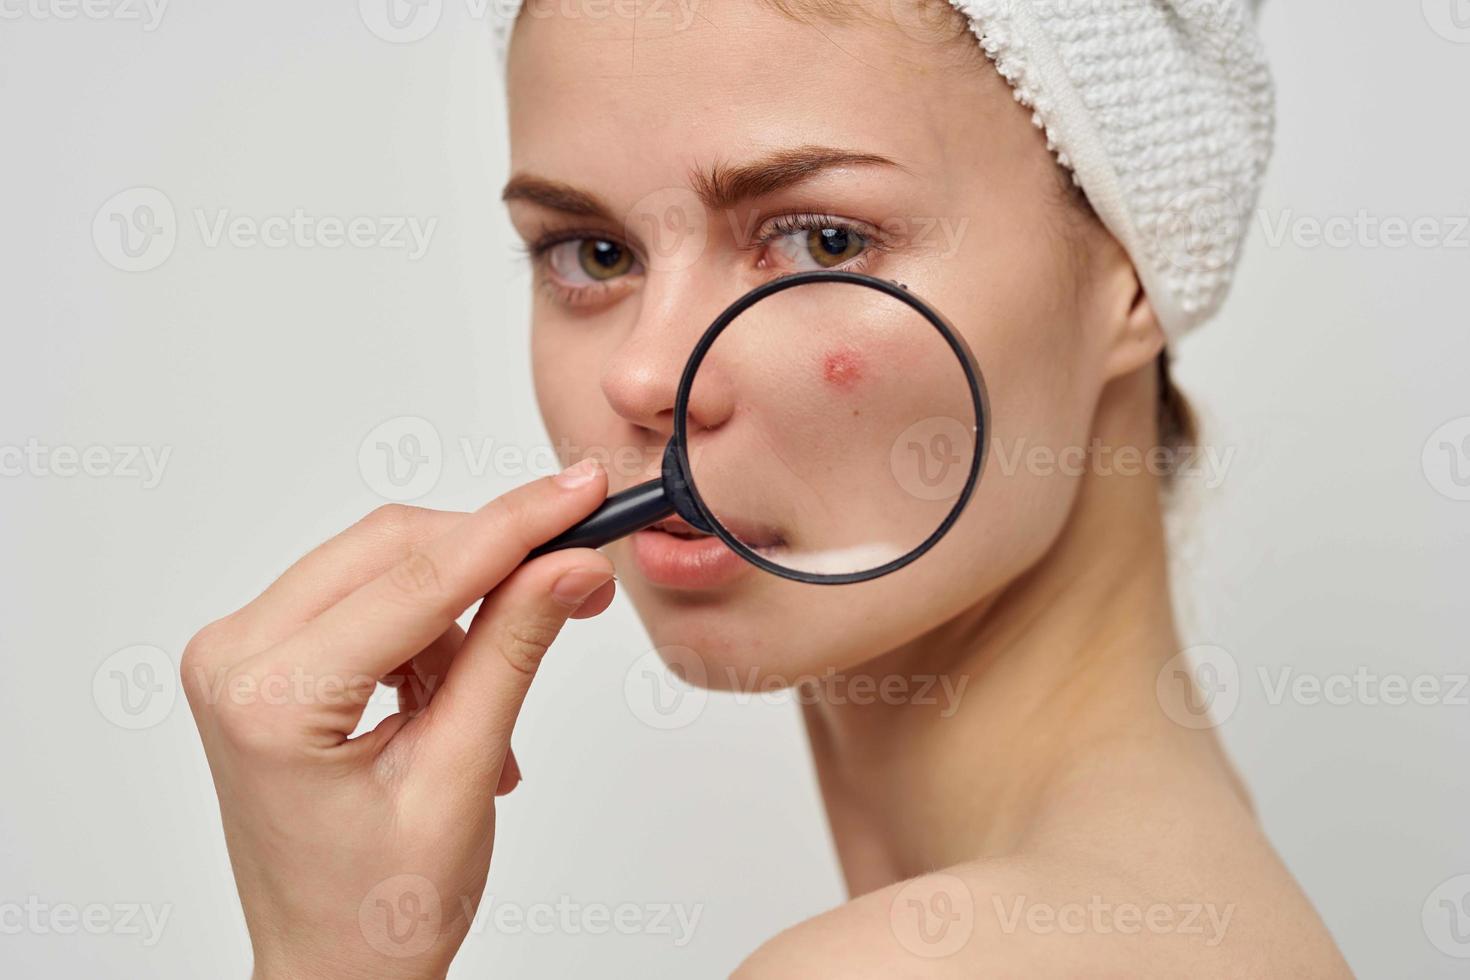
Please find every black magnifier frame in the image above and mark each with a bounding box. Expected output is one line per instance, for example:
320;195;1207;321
529;269;990;586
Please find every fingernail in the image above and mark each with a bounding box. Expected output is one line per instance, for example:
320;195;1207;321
554;458;602;490
551;567;614;607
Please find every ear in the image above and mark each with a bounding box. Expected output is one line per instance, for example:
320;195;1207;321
1099;260;1166;381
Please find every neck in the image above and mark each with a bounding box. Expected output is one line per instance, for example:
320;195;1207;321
803;376;1224;893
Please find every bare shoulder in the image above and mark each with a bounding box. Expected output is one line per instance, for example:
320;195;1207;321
735;854;1352;979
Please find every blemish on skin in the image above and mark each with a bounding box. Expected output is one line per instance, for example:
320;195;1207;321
822;347;866;392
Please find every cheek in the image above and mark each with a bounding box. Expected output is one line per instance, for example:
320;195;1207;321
531;323;612;448
821;346;866;392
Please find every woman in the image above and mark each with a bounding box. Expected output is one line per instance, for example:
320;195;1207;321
183;0;1351;975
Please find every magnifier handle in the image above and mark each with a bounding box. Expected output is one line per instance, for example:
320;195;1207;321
526;479;674;559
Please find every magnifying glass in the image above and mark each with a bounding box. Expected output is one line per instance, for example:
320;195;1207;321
529;270;989;585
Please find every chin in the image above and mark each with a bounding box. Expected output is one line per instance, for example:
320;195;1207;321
609;543;881;693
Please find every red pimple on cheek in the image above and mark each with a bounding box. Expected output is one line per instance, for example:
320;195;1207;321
822;348;866;391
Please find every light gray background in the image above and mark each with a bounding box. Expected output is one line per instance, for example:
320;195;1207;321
2;1;1466;976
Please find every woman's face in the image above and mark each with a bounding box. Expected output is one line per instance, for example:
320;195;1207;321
506;1;1133;688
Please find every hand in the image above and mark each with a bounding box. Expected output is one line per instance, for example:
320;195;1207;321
182;460;615;980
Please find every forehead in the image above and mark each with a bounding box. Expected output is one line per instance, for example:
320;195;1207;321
504;0;983;182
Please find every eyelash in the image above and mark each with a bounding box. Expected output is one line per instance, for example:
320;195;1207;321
752;212;887;267
522;213;887;305
520;229;630;305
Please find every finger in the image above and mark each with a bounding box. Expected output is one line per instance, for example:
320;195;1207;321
238;506;468;654
258;459;608;691
388;625;463;715
413;548;615;792
497;748;522;797
568;579;617;620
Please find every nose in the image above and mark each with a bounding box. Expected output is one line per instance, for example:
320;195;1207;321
600;281;737;437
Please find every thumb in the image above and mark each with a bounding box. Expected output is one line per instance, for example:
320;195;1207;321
413;549;615;792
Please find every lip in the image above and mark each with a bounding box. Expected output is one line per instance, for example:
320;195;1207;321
632;527;752;590
629;516;784;591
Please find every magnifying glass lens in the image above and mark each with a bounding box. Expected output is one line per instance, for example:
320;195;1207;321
683;278;980;579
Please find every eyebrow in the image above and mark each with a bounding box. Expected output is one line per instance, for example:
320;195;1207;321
500;175;616;220
500;145;904;219
690;145;903;210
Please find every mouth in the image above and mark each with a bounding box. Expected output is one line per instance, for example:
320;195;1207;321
631;515;786;591
652;515;787;551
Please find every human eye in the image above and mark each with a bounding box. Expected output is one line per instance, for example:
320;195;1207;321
528;233;644;306
756;213;886;273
